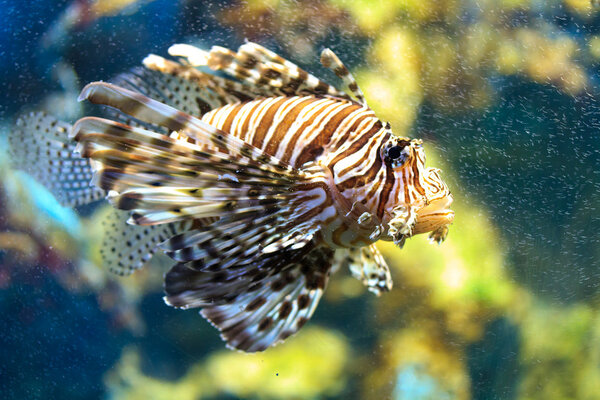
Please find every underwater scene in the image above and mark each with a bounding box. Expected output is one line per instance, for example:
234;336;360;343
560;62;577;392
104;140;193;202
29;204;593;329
2;0;600;399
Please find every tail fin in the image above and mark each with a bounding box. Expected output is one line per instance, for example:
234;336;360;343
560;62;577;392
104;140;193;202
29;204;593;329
9;112;105;207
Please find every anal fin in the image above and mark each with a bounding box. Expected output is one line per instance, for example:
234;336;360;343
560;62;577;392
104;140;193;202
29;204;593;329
100;208;177;275
100;208;219;275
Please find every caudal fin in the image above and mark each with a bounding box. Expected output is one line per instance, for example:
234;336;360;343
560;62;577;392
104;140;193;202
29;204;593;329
9;112;105;207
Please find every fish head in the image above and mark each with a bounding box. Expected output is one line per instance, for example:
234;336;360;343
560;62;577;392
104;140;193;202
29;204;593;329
378;134;454;243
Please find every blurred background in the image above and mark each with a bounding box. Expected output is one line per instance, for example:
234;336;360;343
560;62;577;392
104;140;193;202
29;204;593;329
1;0;600;399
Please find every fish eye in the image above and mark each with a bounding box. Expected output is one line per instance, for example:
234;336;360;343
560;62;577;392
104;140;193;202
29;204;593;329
387;145;403;160
384;139;411;168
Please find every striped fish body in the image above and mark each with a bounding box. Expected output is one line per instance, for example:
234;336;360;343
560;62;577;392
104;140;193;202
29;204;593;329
200;95;388;249
200;94;453;250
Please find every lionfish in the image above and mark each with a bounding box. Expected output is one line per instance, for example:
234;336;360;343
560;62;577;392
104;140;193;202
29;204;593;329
11;42;454;352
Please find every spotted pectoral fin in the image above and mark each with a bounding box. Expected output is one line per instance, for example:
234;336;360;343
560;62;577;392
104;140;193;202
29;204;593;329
100;206;219;275
347;244;392;296
142;55;259;103
9;112;105;207
164;244;334;352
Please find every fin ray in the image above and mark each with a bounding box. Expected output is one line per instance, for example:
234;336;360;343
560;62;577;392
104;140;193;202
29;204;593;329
347;244;393;296
169;42;353;100
164;243;334;352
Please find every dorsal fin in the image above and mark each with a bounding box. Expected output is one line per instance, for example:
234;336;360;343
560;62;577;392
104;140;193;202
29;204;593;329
320;48;367;106
168;42;354;100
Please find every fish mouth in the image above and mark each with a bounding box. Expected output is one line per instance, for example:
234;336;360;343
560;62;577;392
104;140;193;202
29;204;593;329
412;195;454;235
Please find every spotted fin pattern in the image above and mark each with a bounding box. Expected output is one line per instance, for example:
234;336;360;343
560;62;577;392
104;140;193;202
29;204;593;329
100;208;178;275
9;112;105;207
165;242;334;352
100;207;220;275
142;55;261;103
109;65;245;126
347;244;392;296
104;58;257;135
